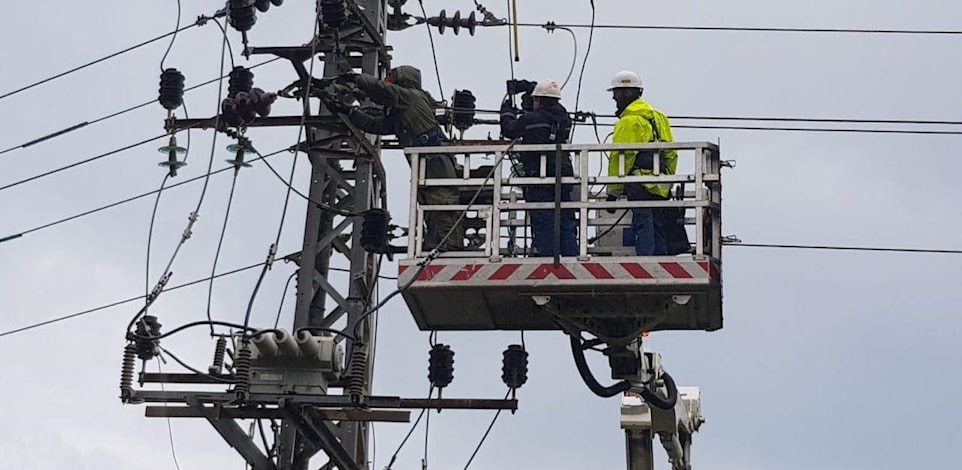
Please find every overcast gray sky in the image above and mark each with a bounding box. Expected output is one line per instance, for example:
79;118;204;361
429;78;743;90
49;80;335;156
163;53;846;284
2;1;961;469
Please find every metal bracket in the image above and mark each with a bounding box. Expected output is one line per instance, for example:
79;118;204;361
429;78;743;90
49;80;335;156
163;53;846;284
281;400;361;470
187;396;276;470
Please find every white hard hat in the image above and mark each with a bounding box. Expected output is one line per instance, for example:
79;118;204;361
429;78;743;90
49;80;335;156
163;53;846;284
531;79;562;99
607;70;643;91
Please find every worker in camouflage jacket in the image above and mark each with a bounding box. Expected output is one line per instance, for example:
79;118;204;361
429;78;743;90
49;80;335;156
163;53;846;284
336;65;463;252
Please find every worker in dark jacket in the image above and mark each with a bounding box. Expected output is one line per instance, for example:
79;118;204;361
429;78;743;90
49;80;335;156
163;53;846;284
339;65;463;252
500;79;578;257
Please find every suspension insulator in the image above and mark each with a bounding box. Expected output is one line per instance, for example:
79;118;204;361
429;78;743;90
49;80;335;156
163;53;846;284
229;0;257;32
428;343;455;390
347;342;369;404
134;315;162;361
158;68;185;110
321;0;347;28
360;209;391;254
271;0;284;5
228;66;254;99
233;341;253;399
501;344;529;390
120;343;137;401
451;89;476;131
209;337;227;374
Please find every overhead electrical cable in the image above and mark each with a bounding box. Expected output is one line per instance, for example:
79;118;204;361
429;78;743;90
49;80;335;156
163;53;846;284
727;242;962;254
462;390;513;469
242;17;322;334
384;387;435;469
159;0;184;72
154;8;188;454
569;0;596;139
205;170;242;335
0;57;281;158
0;148;290;245
134;24;232;330
156;362;184;470
144;172;171;317
0;20;209;102
0;261;267;339
471;107;962;127
662;124;962;135
511;22;962;36
0;133;172;193
145;102;192;317
417;0;445;98
552;25;578;89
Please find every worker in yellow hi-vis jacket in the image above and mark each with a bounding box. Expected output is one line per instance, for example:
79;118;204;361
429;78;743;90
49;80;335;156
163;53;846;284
604;71;678;256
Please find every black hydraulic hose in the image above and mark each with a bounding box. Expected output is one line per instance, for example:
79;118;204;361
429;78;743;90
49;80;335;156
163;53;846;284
640;371;679;410
569;335;632;398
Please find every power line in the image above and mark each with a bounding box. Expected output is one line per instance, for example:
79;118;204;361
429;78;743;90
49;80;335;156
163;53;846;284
0;148;290;245
474;107;962;129
205;170;242;335
551;25;578;89
670;115;962;126
157;362;184;470
0;261;267;339
669;124;962;135
0;133;170;193
244;23;322;334
0;57;281;158
728;242;962;254
130;29;231;331
255;149;357;217
0;14;222;102
571;0;596;120
145;174;171;316
589;122;962;135
417;0;445;98
462;390;512;469
512;21;962;36
384;387;434;470
273;271;298;330
145;100;192;319
159;0;184;72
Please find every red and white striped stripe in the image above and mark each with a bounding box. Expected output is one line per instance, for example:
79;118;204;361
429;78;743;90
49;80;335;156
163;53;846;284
398;259;721;284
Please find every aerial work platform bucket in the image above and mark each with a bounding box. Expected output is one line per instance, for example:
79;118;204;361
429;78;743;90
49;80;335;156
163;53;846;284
397;141;725;339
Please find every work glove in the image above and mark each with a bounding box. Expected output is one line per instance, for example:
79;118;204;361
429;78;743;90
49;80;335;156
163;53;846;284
334;71;360;85
605;194;619;214
500;97;517;115
325;98;353;115
506;79;536;95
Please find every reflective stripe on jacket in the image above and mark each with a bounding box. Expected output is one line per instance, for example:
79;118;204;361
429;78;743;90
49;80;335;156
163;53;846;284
607;98;677;198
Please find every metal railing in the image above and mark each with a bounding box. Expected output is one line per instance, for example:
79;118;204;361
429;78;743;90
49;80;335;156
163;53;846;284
405;141;723;261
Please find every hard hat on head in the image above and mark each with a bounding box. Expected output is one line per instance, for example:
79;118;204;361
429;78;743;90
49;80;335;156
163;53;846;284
531;79;562;99
607;70;643;91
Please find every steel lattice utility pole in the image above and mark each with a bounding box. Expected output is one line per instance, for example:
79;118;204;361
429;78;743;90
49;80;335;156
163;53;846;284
277;1;389;468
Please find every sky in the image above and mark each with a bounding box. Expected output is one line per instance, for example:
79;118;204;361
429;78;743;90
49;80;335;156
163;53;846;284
1;1;961;469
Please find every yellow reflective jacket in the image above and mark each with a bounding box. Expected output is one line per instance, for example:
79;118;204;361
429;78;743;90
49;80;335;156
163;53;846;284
607;99;677;198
